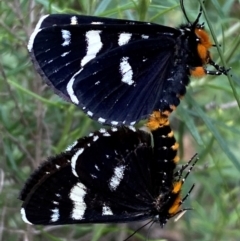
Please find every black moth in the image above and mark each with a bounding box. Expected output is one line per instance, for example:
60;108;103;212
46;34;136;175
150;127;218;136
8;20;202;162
28;0;229;125
20;112;197;228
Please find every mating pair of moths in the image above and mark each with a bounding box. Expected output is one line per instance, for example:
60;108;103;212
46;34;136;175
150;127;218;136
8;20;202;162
20;0;228;233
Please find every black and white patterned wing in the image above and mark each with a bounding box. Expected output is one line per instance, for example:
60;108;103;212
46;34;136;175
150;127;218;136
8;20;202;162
28;14;185;125
19;127;158;225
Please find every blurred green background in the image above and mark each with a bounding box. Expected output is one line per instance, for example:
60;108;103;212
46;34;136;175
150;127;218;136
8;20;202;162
1;0;240;240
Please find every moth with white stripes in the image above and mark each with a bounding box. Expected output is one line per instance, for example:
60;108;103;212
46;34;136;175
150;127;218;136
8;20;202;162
19;112;197;228
27;1;229;125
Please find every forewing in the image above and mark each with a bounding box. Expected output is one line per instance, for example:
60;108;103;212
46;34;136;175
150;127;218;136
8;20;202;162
29;14;178;125
20;127;157;225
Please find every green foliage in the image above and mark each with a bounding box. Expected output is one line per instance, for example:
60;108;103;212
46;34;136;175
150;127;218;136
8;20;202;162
1;0;240;240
